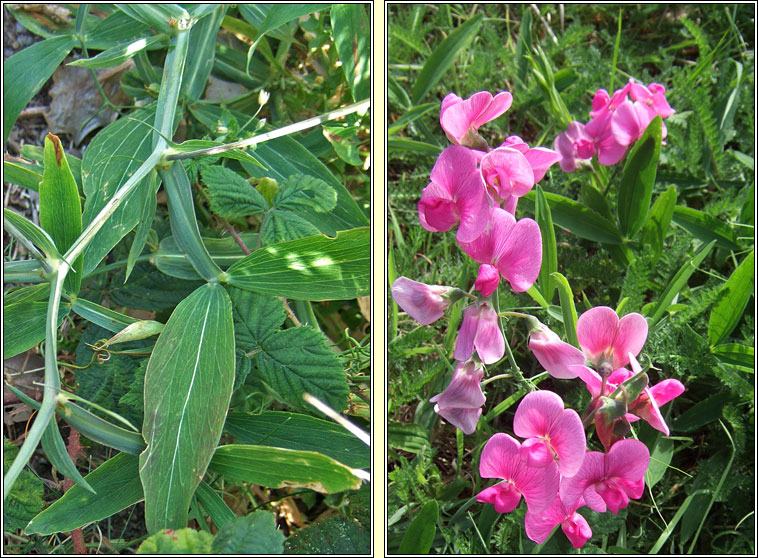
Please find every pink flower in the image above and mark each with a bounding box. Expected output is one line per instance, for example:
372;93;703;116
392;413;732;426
525;494;592;549
429;360;485;434
479;147;535;205
626;354;685;436
553;121;596;172
477;433;560;514
576;306;648;370
527;319;586;380
391;277;457;325
629;82;675;119
418;146;490;243
440;91;513;148
454;300;504;365
457;207;542;293
513;391;587;477
560;438;650;515
474;264;500;296
499;136;562;183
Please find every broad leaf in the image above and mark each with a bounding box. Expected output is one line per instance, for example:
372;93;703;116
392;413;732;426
708;250;754;346
156;232;259;280
225;411;369;469
398;500;438;554
209;445;362;493
330;4;370;102
4;35;75;143
181;5;227;101
24;452;143;535
711;343;754;372
226;227;370;301
4;440;45;532
3;301;69;358
139;283;235;532
640;184;677;261
202;165;268;219
256;327;349;412
672;205;741;251
69;34;168;69
534;185;557;304
4;208;61;261
210;512;285;555
273;174;337;213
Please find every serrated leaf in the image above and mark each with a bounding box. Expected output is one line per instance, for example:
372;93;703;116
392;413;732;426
202;164;268;218
226;227;370;301
708;250;754;345
211;512;285;555
4;439;45;532
256;327;349;412
225;411;369;469
261;210;321;245
139;283;235;532
4;35;75;143
209;445;362;493
69;34;167;69
24;452;143;535
284;516;369;554
274;174;337;213
109;262;204;311
137;528;214;555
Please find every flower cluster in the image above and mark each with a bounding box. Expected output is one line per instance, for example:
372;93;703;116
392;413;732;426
554;79;675;172
391;87;683;550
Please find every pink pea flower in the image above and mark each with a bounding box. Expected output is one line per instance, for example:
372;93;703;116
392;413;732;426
455;300;504;365
626;354;685;436
629;82;675;119
477;433;560;514
501;136;562;183
391;276;458;325
560;438;650;515
457;207;542;293
527;319;586;380
440;91;513;148
474;264;500;296
525;494;592;549
513;390;587;477
429;360;485;434
554;121;597;172
418;145;490;243
479;147;535;205
576;306;648;371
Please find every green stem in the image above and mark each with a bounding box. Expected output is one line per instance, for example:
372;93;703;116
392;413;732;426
163;99;370;161
4;269;67;499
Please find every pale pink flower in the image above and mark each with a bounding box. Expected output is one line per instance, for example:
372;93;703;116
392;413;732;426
626;354;685;436
629;82;675;119
440;91;513;148
560;438;650;515
553;121;596;172
525;494;592;549
474;264;500;296
429;360;485;434
457;207;542;293
391;277;456;325
527;320;586;380
576;306;648;370
454;301;504;365
418;146;490;243
499;136;562;183
477;433;560;514
479;147;535;204
513;390;587;477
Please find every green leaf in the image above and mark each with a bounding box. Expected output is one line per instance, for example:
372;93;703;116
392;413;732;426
645;436;674;489
410;14;483;104
226;227;370;301
40;133;83;294
137;528;214;555
330;4;370;102
115;4;188;34
711;343;754;372
3;283;50;306
40;420;96;494
640;184;677;261
155;232;259;280
535;185;557;304
225;411;369;469
521;191;625;245
210;445;362;493
256;327;349;412
672;391;736;433
211;512;285;555
4;208;61;262
646;240;716;324
617;116;662;237
71;297;138;333
84;10;156;51
4;439;45;532
167;139;264;167
139;283;235;532
261;210;321;245
69;34;168;69
194;481;235;529
109;262;204;311
398;499;439;554
551;272;579;347
672;206;741;250
708;250;754;345
202;165;268;219
126;169;158;281
24;452;143;535
161;162;224;282
3;35;75;143
388;103;438;135
284;516;369;554
2;301;70;358
3;160;43;192
387;422;431;454
240;4;330;61
81;105;158;276
273;175;337;214
181;6;226;101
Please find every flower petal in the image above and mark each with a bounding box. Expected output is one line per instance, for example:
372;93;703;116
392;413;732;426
513;390;565;439
577;306;619;365
494;217;542;292
479;433;522;479
610;312;648;368
550;408;586;477
473;303;504;364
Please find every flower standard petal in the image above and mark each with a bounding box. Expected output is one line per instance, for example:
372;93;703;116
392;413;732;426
494;217;542;292
528;323;586;380
454;172;490;243
610;312;648;368
549;408;586;477
513;390;565;439
390;277;452;325
577;306;619;366
473;303;504;364
430;361;485;434
480;147;535;200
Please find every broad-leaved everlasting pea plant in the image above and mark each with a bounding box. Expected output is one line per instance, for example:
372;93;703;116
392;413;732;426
3;4;370;552
391;84;685;549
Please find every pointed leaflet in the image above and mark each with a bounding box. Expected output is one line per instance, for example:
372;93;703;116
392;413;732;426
39;133;83;294
708;250;754;346
139;283;235;532
331;4;370;102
